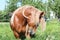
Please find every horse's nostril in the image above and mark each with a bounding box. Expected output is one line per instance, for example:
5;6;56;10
30;31;35;35
36;23;39;26
28;29;35;35
32;30;35;35
37;24;38;26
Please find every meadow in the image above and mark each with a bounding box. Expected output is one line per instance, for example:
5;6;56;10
0;19;60;40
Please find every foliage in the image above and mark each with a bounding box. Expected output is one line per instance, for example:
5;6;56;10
0;0;19;22
21;0;45;11
48;0;60;18
5;0;18;13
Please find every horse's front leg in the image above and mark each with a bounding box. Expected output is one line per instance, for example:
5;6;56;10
25;24;31;39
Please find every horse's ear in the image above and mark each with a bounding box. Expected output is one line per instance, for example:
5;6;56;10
39;11;46;19
40;11;45;17
40;17;46;32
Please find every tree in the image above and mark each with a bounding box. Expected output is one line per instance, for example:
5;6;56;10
48;0;60;18
5;0;19;13
20;0;45;11
2;0;19;22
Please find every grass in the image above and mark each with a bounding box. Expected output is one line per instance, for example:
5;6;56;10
0;19;60;40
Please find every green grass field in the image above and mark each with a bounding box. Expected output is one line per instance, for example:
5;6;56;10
0;19;60;40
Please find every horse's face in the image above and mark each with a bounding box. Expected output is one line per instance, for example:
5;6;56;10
27;11;45;35
23;6;46;35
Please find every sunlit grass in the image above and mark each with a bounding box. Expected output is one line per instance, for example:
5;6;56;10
0;19;60;40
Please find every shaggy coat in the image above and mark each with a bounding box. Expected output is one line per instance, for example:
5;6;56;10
10;5;46;39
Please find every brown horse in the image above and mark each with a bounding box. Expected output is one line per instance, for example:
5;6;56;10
10;5;46;40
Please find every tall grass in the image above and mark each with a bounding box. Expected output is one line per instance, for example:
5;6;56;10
0;19;60;40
